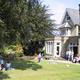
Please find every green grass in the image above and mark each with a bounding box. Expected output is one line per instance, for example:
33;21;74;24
0;60;80;80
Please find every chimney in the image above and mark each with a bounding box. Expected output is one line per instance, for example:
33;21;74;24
79;4;80;26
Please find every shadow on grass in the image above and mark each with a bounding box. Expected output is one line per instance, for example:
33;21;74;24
0;71;10;80
12;59;42;71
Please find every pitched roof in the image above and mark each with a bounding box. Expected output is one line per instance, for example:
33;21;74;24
59;22;71;29
62;8;79;25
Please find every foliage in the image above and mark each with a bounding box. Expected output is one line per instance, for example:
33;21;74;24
0;0;54;56
27;0;54;41
23;0;54;55
0;0;28;45
0;44;24;59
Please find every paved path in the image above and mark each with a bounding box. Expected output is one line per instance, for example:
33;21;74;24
47;59;80;65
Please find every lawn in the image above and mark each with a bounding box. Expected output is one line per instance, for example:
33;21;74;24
0;59;80;80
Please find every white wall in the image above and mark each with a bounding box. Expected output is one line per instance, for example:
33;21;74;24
66;28;71;36
71;25;79;36
45;37;62;57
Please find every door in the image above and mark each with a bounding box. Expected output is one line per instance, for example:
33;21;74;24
73;46;78;57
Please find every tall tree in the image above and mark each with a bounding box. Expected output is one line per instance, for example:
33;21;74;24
27;0;54;41
0;0;29;55
0;0;54;55
0;0;28;44
26;0;54;55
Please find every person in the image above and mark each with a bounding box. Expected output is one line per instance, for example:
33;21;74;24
65;50;69;60
0;64;1;70
38;53;42;62
5;61;11;70
0;58;4;70
76;56;80;63
71;50;74;61
68;50;72;61
0;58;2;70
66;50;71;60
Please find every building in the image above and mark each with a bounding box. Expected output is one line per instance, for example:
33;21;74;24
45;8;80;58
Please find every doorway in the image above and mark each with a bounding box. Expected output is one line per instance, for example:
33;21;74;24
73;46;78;57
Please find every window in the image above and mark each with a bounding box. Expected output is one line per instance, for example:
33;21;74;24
67;16;70;20
66;13;70;21
57;43;60;45
57;46;59;55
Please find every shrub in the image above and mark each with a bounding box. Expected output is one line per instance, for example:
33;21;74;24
0;44;24;59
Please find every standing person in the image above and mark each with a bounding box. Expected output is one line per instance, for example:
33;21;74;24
0;58;2;70
38;53;42;62
66;50;69;60
66;50;71;60
71;50;74;61
67;50;72;61
5;61;11;70
0;58;4;70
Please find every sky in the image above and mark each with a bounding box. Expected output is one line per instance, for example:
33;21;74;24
43;0;80;24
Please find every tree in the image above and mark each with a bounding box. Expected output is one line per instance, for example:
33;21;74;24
0;0;28;44
0;0;29;56
0;0;54;56
27;0;54;41
26;0;54;55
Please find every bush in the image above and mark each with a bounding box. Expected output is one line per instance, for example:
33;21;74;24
0;44;24;59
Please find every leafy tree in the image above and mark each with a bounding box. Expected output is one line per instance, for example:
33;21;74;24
0;0;28;56
27;0;54;41
25;0;54;55
0;0;54;56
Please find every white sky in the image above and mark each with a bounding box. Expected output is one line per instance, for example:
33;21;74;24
43;0;80;24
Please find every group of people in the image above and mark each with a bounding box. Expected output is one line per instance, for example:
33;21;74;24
0;57;11;70
65;50;80;63
65;50;74;61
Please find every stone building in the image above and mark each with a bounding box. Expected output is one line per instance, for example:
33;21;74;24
45;8;80;58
